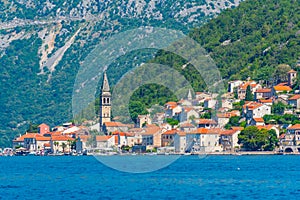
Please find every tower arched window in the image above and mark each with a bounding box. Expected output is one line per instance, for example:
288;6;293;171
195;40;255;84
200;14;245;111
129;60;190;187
103;98;106;104
107;98;110;104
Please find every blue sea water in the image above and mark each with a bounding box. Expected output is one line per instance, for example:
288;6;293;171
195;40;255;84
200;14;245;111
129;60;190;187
0;155;300;200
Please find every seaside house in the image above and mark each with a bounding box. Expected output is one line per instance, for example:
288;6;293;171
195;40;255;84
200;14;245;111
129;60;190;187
220;128;242;152
280;124;300;153
96;135;115;149
174;131;187;153
102;122;131;135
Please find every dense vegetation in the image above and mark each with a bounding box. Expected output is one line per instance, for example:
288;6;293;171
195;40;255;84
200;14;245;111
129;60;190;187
190;0;300;81
1;0;240;147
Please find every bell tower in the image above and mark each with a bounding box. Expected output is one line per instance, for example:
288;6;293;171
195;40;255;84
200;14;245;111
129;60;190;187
100;71;111;130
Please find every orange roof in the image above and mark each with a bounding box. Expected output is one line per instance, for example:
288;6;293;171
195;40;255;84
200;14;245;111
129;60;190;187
231;126;244;131
104;122;127;127
142;126;161;135
79;135;90;142
287;124;300;130
112;131;134;137
276;82;288;86
190;128;221;134
217;112;237;118
163;129;178;135
220;130;236;135
253;118;264;122
51;135;74;141
36;136;51;141
197;119;217;125
273;86;292;91
165;102;178;109
288;69;297;73
259;99;273;103
96;135;112;142
243;101;263;110
239;82;258;90
38;123;49;127
256;125;274;130
256;88;271;93
180;123;195;128
289;94;300;100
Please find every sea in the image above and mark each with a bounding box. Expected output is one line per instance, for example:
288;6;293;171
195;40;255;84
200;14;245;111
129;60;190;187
0;155;300;200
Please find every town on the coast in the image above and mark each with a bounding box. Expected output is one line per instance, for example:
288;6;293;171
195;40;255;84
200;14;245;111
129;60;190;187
3;68;300;156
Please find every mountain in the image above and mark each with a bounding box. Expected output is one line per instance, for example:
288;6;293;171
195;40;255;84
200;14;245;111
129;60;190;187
190;0;300;81
0;0;241;147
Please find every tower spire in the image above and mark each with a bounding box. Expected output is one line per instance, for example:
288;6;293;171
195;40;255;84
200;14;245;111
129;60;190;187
100;71;111;132
187;89;192;100
102;71;110;92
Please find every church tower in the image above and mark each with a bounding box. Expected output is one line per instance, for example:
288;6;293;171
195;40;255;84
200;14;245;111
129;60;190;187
100;71;111;130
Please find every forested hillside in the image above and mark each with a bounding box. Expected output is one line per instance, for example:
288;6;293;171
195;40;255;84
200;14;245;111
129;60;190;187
0;0;241;147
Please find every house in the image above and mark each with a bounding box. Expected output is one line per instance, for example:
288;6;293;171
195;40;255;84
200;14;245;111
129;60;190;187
195;92;211;101
272;85;292;96
197;119;217;128
161;129;177;147
96;135;115;149
38;123;50;135
185;128;222;153
174;131;187;153
216;112;237;128
288;94;300;109
164;102;181;117
179;107;199;122
258;99;273;106
280;124;300;153
228;80;243;93
237;81;261;99
102;122;130;135
243;102;271;123
249;118;265;126
254;88;272;100
140;125;162;148
136;114;152;128
221;99;233;109
179;123;196;132
204;98;217;109
220;128;241;152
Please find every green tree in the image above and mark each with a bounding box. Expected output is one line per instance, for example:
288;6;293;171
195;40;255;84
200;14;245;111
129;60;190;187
166;118;179;127
61;142;67;153
272;102;285;115
239;126;278;151
245;85;254;101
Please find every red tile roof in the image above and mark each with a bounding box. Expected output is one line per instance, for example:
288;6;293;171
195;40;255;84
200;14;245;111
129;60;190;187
288;69;297;73
104;122;127;127
256;88;271;93
253;118;264;122
51;136;74;141
273;86;292;91
287;124;300;130
163;129;178;135
197;119;217;125
96;135;112;142
289;94;300;100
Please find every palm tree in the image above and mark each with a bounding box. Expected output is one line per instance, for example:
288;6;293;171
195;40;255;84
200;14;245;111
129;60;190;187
54;141;60;153
61;142;67;153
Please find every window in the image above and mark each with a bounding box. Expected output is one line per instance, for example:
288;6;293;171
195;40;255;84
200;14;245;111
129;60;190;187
107;98;110;104
103;98;106;104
